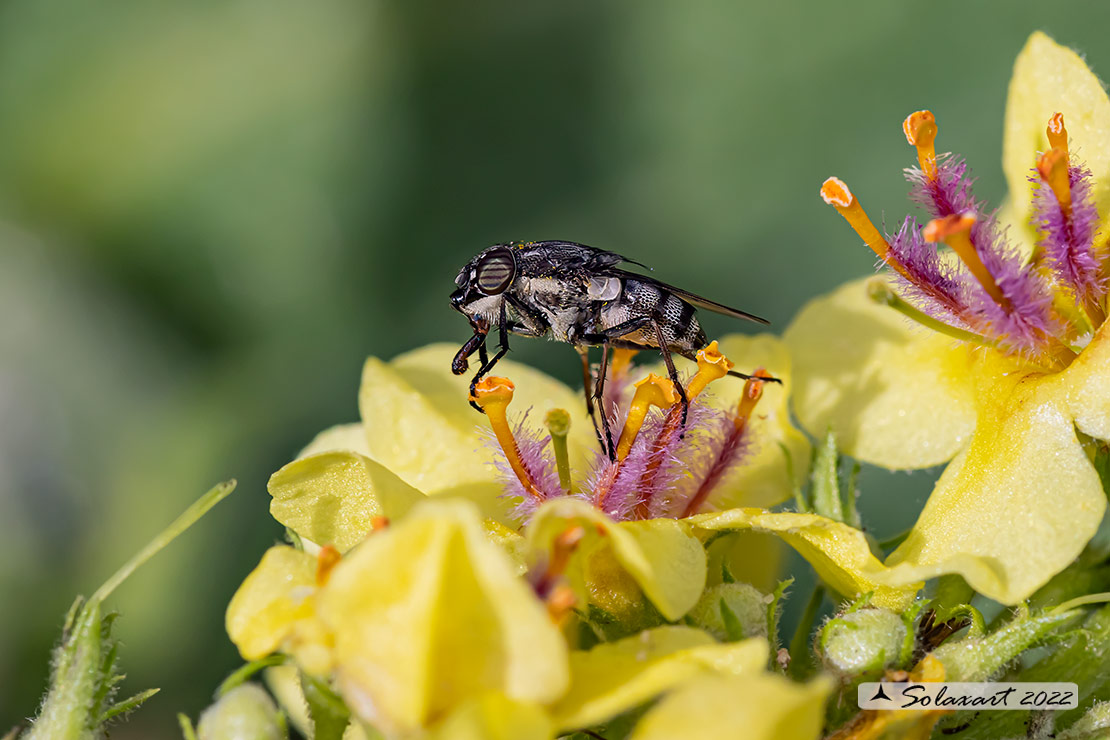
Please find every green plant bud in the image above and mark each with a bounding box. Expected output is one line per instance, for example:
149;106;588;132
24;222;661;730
197;684;287;740
686;583;768;642
1059;701;1110;739
818;608;906;677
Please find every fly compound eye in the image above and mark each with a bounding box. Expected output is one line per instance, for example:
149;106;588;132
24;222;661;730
475;248;516;295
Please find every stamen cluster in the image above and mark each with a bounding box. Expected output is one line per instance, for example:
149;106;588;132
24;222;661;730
822;110;1109;369
470;342;770;522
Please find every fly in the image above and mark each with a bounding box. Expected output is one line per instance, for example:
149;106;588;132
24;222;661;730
449;240;779;460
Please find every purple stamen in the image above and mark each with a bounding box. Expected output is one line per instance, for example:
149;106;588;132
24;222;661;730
906;154;976;218
1031;160;1106;307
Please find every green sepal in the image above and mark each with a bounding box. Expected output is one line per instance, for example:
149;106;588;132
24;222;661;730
811;429;844;523
178;714;199;740
301;673;351;740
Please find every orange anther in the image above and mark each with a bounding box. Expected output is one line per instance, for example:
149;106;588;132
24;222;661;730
470;375;515;405
821;178;895;265
546;584;578;624
1047;112;1069;158
471;375;545;501
922;213;976;243
924;214;1008;307
615;373;678;461
734;369;769;432
903;110;938;180
686;341;735;399
370;516;390;531
316;545;341;587
1037;146;1073;218
608;347;639;379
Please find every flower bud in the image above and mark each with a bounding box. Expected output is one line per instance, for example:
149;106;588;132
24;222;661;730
687;583;768;642
197;684;287;740
818;608;906;677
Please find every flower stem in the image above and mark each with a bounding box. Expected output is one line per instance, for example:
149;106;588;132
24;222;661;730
91;480;236;604
789;585;825;678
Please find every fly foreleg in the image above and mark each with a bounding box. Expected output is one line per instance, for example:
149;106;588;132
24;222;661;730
468;301;511;413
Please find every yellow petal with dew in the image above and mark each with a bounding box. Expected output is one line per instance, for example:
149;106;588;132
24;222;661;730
269;451;425;553
552;626;768;730
688;508;920;611
784;277;976;469
226;546;317;661
629;671;832;740
884;353;1107;605
1004;32;1110;230
316;499;568;735
360;344;595;492
645;333;810;508
528;497;707;621
297;422;371;458
1061;318;1110;442
426;694;554;740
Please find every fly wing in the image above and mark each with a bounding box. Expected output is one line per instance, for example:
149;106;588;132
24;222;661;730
535;241;651;271
608;268;770;325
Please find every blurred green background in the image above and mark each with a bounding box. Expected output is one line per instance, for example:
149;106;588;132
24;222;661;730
3;0;1110;734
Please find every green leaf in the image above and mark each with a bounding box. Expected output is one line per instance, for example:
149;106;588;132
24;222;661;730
100;689;159;723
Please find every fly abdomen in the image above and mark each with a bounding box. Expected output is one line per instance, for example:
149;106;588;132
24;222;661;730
600;279;705;352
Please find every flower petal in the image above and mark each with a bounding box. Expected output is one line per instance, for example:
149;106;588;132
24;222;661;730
427;694;554;740
629;672;831;740
644;333;810;508
225;545;317;661
688;508;920;610
884;355;1108;604
268;451;425;552
297;422;371;458
316;499;568;735
1004;32;1110;230
1060;318;1110;442
360;344;595;491
551;626;768;730
527;498;707;621
784;277;976;469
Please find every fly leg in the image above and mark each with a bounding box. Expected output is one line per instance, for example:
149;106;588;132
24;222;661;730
468;301;510;413
576;346;609;458
452;327;488;376
593;344;615;461
578;314;697;450
650;319;689;428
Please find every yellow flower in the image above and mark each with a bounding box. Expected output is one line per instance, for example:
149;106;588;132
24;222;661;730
789;31;1110;605
229;498;569;736
225;335;826;737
